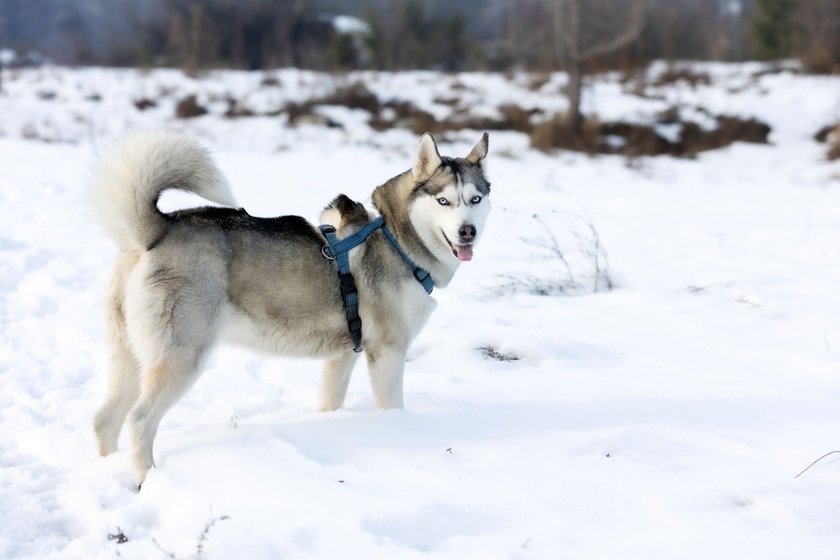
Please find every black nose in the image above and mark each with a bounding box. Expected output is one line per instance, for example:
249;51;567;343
458;224;476;242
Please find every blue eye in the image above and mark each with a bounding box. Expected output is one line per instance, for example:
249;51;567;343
471;196;482;204
437;197;449;206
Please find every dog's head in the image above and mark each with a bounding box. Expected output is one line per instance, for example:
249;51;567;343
408;132;491;263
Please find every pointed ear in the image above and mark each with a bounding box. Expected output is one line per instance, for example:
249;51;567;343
465;132;489;166
412;133;443;182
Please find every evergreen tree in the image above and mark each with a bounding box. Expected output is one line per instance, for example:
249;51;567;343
752;0;798;59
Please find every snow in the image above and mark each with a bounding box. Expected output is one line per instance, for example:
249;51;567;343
330;15;373;36
2;63;840;559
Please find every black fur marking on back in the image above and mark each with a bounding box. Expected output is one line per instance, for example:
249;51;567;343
323;194;369;226
164;206;321;239
324;194;363;216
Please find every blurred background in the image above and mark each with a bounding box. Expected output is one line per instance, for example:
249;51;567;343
1;0;838;73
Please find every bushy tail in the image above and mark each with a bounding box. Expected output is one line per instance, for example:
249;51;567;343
91;130;236;250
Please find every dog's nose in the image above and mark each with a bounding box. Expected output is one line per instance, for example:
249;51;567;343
458;224;476;242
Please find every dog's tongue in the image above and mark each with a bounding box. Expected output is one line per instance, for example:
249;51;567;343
453;244;473;262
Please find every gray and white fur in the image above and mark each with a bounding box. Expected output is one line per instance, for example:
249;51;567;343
91;130;491;485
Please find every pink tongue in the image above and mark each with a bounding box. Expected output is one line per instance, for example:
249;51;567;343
453;244;473;262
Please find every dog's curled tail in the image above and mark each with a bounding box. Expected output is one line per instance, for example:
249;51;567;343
92;130;236;250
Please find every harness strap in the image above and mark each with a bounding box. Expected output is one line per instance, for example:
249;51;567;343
319;224;364;352
380;225;435;294
319;216;433;353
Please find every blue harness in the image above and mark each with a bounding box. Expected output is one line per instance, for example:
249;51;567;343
319;216;434;353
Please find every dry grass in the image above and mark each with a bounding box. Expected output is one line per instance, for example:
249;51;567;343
224;98;255;118
529;110;770;157
530;114;603;153
175;95;207;119
828;126;840;161
133;98;156;111
654;67;712;88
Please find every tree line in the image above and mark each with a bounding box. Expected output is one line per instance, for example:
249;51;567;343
0;0;838;74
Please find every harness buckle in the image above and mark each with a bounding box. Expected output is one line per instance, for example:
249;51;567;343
321;245;336;260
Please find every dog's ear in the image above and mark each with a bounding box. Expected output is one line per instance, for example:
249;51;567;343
412;133;443;182
465;132;489;166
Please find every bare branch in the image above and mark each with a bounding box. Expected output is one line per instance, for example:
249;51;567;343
795;450;840;479
577;2;645;61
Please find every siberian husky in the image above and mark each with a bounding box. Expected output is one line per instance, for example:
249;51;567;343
91;130;491;484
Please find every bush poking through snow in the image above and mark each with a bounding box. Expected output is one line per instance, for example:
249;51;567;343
653;67;712;88
531;114;602;153
816;124;840;161
530;113;770;157
175;95;207;119
224;98;255;119
494;210;613;297
133;98;157;111
151;514;230;560
107;527;129;544
825;124;840;161
478;345;520;362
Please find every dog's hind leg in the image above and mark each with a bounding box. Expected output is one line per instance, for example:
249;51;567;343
94;253;141;456
93;333;140;456
318;351;360;412
366;344;407;410
127;349;208;486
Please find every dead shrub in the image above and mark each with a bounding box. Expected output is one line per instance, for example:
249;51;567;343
816;123;840;160
224;98;254;118
371;100;437;134
175;94;207;118
715;116;770;144
530;112;771;157
527;73;551;91
319;82;381;113
284;101;341;128
498;104;539;132
656;106;680;124
284;101;315;122
530;114;602;153
133;98;157;111
478;345;520;362
677;116;770;156
654;67;712;88
815;123;839;143
261;74;282;87
800;46;840;75
600;122;672;157
434;96;461;107
826;125;840;161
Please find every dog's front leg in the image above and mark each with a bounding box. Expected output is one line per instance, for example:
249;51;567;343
318;351;360;411
366;344;407;410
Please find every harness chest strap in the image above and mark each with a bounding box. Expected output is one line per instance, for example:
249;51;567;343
319;216;433;353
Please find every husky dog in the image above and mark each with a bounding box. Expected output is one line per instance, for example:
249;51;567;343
92;130;491;484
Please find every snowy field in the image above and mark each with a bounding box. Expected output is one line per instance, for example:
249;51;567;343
2;63;840;559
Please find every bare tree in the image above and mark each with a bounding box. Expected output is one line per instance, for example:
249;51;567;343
795;0;840;73
552;0;646;131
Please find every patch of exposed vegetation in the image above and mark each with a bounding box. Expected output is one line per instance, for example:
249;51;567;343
478;345;520;362
175;94;207;119
815;123;840;161
529;112;770;157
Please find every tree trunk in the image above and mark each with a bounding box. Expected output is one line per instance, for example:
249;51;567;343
567;59;583;132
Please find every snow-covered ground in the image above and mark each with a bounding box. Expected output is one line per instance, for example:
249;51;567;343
2;63;840;559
